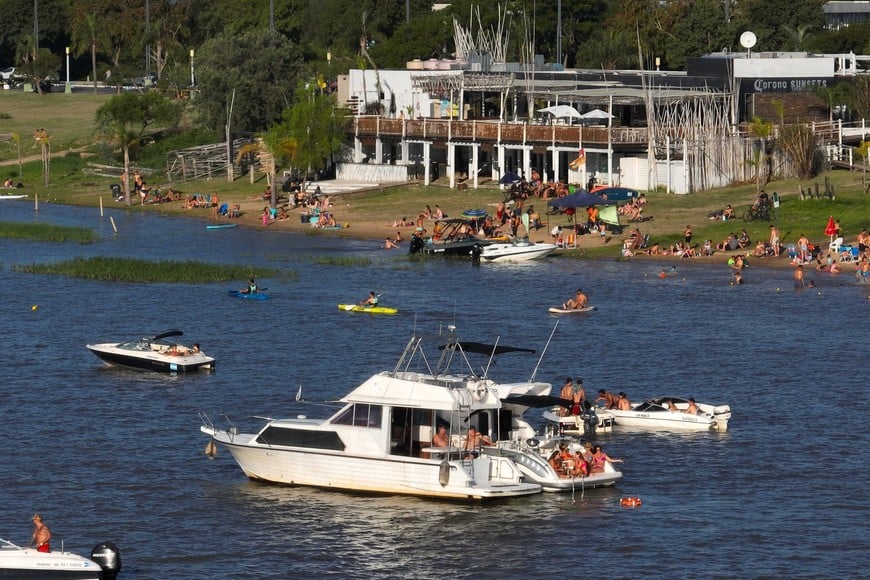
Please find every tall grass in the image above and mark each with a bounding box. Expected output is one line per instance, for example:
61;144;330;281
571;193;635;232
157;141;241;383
12;257;287;283
0;221;96;242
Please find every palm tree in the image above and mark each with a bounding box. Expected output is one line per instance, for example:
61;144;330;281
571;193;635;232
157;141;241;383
71;13;105;94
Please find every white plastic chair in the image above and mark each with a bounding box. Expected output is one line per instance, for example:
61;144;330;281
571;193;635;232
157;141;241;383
829;237;843;252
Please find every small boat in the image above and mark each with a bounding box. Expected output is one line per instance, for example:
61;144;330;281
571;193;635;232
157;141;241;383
494;391;622;492
0;537;121;580
477;238;558;262
227;290;270;300
409;218;491;257
338;304;398;315
86;330;215;372
206;223;238;229
548;305;597;314
0;194;27;200
608;396;731;431
200;328;543;501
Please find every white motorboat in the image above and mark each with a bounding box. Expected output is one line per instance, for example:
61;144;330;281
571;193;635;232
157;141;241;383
494;391;621;492
0;538;121;580
200;329;543;501
476;238;558;262
87;330;215;373
608;396;731;431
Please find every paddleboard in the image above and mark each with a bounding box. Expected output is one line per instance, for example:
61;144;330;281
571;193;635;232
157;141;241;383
207;223;238;229
548;305;597;314
0;194;27;200
338;304;398;315
228;290;271;300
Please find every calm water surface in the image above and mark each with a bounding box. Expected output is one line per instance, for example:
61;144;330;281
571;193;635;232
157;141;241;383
0;201;866;578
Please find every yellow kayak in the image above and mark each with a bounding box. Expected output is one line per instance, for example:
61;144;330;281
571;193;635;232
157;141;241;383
338;304;398;315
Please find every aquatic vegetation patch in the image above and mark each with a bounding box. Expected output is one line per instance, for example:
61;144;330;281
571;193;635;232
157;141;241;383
312;255;372;267
0;221;96;243
13;257;286;283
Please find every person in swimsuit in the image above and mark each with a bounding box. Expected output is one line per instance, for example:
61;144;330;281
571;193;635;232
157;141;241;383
563;289;589;310
559;378;575;416
591;445;622;473
616;392;631;410
463;427;493;458
31;514;51;552
794;264;805;288
684;398;699;414
360;291;379;307
595;389;619;410
769;225;780;257
432;425;450;448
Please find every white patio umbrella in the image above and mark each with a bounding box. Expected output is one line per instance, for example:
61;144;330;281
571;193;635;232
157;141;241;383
538;105;582;119
581;108;614;119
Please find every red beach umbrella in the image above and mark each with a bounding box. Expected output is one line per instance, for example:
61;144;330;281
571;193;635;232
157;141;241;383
824;215;836;244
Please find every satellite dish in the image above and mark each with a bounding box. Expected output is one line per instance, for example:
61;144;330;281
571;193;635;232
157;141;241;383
740;31;757;49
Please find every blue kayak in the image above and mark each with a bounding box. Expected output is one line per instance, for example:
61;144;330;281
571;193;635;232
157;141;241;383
228;290;270;300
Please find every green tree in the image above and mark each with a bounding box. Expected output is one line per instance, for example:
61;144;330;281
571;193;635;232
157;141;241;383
95;92;182;205
192;30;303;133
748;115;774;192
70;12;106;93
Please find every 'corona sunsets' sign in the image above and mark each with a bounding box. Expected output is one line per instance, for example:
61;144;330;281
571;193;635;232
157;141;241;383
750;78;830;93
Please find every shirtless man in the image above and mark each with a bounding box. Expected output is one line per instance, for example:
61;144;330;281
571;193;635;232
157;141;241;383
595;389;619;410
31;514;51;552
572;379;587;415
559;378;574;416
769;225;780;257
432;425;450;448
563;289;589;310
463;427;493;454
684;398;699;415
794;264;805;288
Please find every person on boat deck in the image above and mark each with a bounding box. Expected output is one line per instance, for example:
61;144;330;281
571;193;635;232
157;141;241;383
616;392;631;411
572;449;591;477
30;513;51;553
591;445;623;473
191;343;200;354
559;378;575;416
463;427;494;458
595;389;619;410
562;288;589;310
432;425;450;448
242;278;258;294
684;398;699;415
571;379;587;415
360;291;379;307
547;450;567;477
667;400;679;412
166;344;183;356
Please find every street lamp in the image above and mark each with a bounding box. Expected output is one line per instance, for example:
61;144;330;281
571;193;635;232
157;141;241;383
190;49;195;89
65;46;70;93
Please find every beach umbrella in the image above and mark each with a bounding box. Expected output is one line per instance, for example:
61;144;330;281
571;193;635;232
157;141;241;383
547;190;617;209
592;186;638;202
499;171;521;184
824;215;837;244
461;208;487;219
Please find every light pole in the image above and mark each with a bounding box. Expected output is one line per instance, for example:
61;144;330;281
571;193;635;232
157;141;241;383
189;49;195;89
65;46;70;93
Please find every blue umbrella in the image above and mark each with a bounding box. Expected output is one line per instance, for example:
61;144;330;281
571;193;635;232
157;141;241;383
461;208;487;219
547;190;617;208
499;172;521;185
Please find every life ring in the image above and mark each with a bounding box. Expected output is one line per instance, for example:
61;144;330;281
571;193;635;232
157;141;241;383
620;496;642;508
469;381;487;401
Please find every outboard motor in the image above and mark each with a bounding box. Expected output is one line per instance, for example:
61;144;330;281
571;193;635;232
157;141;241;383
91;541;122;580
470;243;483;263
409;234;425;254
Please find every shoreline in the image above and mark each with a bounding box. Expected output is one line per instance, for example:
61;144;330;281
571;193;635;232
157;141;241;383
128;190;863;274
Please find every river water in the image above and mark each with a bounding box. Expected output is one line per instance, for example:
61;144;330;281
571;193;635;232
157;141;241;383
0;201;866;578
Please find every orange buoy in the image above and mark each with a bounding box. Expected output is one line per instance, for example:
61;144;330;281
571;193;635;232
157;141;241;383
620;496;642;508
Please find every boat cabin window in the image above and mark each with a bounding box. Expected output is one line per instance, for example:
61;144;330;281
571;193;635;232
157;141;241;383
331;403;382;428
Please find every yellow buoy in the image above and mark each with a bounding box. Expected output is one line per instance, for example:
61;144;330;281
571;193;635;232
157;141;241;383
31;305;38;311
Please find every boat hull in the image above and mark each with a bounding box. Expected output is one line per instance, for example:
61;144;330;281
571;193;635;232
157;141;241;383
484;446;621;492
337;304;398;315
227;290;270;300
205;427;540;501
608;410;716;431
479;242;557;262
0;547;102;580
548;306;597;314
87;344;215;372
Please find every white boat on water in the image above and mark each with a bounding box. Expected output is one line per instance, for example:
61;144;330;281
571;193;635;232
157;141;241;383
494;389;622;492
608;396;731;431
200;329;544;501
87;330;215;373
476;238;558;262
0;538;121;580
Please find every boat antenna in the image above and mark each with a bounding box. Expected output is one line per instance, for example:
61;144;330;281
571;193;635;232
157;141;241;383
529;321;559;382
481;335;501;378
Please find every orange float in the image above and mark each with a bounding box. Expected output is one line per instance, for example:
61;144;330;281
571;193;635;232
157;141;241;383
620;496;642;508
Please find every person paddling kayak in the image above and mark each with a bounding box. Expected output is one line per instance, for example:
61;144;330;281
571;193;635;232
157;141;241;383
360;291;379;307
241;278;258;294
